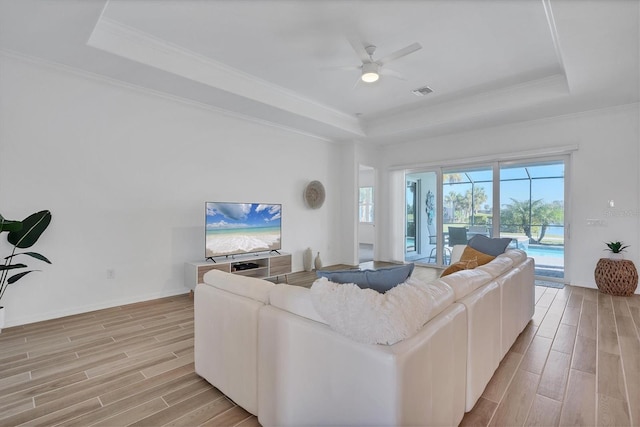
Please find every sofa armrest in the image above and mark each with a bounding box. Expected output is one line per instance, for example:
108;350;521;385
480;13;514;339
194;279;267;415
202;269;274;303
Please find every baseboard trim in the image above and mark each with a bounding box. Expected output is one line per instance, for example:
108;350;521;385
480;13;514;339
5;287;191;328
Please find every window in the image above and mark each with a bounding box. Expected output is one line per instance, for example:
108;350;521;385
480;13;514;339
359;187;374;223
443;167;493;230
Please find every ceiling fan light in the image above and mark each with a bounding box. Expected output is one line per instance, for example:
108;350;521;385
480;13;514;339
361;63;379;83
361;72;379;83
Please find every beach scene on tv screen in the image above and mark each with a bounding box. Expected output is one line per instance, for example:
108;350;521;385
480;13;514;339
206;202;281;257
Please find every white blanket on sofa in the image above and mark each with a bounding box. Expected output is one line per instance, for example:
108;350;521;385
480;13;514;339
310;277;439;345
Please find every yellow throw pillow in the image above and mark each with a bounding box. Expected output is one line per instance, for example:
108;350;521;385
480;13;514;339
440;256;480;277
465;257;479;269
440;247;496;277
460;246;495;266
440;262;467;277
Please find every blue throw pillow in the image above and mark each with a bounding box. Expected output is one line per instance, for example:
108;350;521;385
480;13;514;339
317;263;415;293
467;234;512;256
316;269;369;286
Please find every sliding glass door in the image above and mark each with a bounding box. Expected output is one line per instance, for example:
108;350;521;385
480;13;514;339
443;167;493;248
500;160;565;281
403;157;567;281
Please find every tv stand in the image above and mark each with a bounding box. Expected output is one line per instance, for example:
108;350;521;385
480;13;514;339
185;252;292;292
206;257;217;263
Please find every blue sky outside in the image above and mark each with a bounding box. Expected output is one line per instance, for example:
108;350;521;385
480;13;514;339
441;163;565;235
444;163;565;208
206;203;281;229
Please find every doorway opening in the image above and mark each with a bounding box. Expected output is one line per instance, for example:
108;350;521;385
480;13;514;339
359;165;375;263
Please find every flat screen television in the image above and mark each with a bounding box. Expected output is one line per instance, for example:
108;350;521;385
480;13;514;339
205;202;282;259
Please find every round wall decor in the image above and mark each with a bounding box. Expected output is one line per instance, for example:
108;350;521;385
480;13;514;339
304;180;326;209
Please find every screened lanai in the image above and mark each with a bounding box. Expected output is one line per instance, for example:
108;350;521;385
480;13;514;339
407;160;565;281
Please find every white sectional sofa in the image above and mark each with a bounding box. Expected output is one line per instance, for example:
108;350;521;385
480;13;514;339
194;246;534;426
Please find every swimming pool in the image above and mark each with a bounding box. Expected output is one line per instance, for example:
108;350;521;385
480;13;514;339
525;245;564;258
526;245;565;279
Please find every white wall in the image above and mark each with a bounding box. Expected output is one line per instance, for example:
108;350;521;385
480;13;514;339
376;104;640;292
0;54;345;326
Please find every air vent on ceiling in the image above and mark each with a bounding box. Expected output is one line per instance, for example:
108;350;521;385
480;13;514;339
412;85;433;96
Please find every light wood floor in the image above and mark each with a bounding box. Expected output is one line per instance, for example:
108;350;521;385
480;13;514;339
1;276;639;426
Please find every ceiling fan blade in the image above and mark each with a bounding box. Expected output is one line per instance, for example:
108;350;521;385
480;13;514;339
347;36;372;64
376;42;422;66
380;68;407;80
320;65;361;71
351;76;362;90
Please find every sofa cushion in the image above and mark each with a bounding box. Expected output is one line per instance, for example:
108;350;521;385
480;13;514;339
501;248;528;264
269;284;326;325
310;276;454;345
410;265;440;283
202;269;274;304
439;268;494;301
316;263;415;293
476;256;514;277
468;234;512;256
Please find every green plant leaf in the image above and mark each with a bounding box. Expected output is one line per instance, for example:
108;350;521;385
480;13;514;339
0;263;27;271
0;214;22;233
7;210;52;249
8;270;37;284
605;241;628;253
18;252;52;264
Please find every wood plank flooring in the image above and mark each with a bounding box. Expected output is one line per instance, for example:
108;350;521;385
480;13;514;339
1;273;639;426
461;284;640;427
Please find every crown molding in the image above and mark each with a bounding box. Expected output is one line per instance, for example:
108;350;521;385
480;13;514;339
390;144;579;172
379;100;639;150
365;72;570;141
0;49;339;143
542;0;569;90
87;16;364;137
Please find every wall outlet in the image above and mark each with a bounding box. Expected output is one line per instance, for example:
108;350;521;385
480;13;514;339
106;269;115;279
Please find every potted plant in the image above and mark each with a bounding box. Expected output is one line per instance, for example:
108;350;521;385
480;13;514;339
605;241;629;260
0;210;52;332
596;241;637;295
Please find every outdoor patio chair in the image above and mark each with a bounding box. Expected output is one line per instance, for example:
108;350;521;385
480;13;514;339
427;234;451;264
448;226;468;246
468;225;488;234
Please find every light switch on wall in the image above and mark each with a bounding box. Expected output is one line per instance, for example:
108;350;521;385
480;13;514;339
586;219;606;226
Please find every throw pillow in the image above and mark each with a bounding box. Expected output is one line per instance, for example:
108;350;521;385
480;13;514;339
316;263;415;293
465;256;479;269
315;268;363;285
468;234;512;256
440;256;480;277
440;262;466;277
460;245;496;266
310;276;436;344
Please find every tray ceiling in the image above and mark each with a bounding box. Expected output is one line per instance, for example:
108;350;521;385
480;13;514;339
0;0;638;144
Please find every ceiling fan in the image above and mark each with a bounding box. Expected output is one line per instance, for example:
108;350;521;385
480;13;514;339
330;39;422;84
